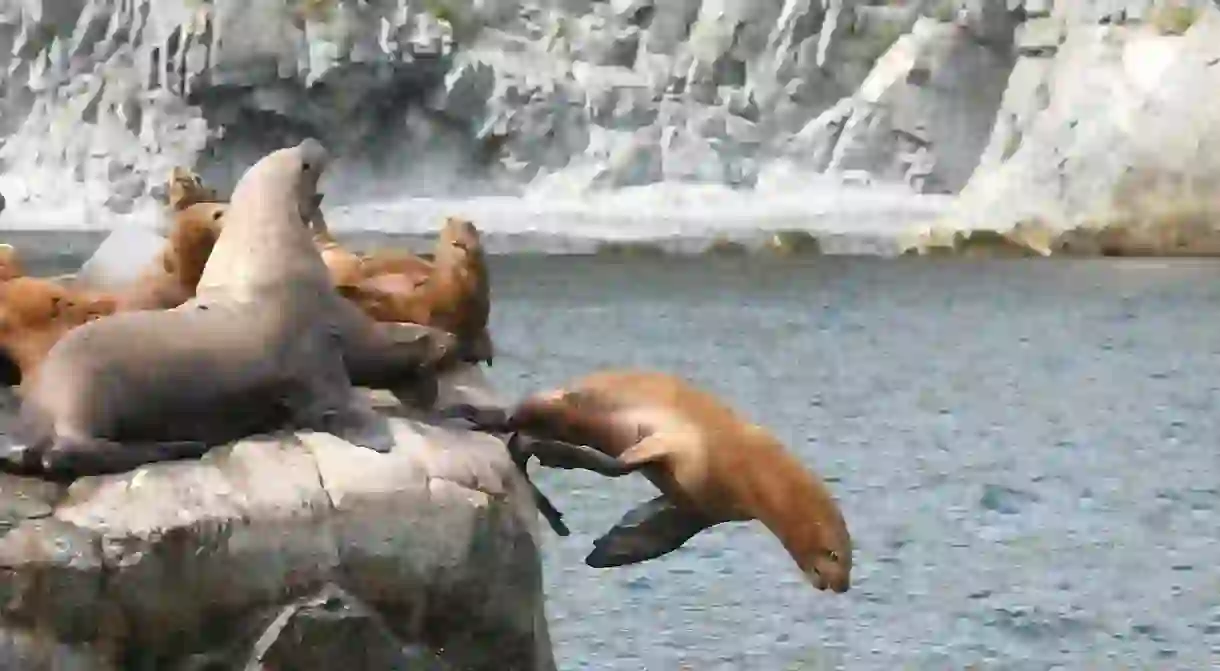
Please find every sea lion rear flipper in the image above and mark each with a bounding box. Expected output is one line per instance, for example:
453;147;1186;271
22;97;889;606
434;402;509;429
523;436;643;477
40;437;210;478
584;496;714;569
506;433;570;537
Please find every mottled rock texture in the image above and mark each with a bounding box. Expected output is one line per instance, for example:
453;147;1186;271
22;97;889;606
0;365;555;671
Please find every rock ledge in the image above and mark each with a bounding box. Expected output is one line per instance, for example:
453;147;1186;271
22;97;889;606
0;366;554;671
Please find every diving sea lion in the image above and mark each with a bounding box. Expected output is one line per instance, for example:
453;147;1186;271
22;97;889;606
166;166;221;211
464;370;853;592
0;243;24;281
110;202;226;311
6;139;442;480
0;277;117;387
342;216;494;366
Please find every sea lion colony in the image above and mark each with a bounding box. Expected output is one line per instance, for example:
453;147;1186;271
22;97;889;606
0;144;850;595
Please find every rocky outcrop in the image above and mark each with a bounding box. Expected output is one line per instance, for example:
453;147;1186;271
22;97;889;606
3;0;1220;253
941;0;1220;254
0;366;556;671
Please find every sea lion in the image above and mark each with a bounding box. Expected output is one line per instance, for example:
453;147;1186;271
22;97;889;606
459;370;853;592
0;277;117;388
110;202;226;311
0;243;24;282
166;166;221;211
341;216;495;366
6;139;449;480
358;248;433;279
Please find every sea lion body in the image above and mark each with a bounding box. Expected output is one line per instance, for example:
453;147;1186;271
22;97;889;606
8;140;446;480
359;250;433;279
0;277;117;387
499;369;853;592
112;202;226;311
343;217;494;365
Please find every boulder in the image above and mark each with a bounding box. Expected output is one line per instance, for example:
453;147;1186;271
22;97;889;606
0;366;557;671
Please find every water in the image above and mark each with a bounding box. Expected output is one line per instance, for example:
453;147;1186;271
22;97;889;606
11;238;1220;668
480;255;1220;670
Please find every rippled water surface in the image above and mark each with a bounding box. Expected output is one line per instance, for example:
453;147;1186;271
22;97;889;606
479;256;1220;670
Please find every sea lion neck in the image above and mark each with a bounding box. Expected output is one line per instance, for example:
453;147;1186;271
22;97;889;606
195;142;332;302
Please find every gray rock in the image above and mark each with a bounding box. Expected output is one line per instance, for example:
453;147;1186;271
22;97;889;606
824;17;1015;193
949;8;1220;236
0;376;556;670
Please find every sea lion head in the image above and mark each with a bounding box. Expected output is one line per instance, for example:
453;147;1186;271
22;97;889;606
228;138;330;220
0;244;24;282
167;166;218;211
294;138;330;209
797;483;853;594
437;216;484;258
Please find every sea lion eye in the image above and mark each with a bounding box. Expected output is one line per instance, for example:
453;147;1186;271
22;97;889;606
828;551;839;562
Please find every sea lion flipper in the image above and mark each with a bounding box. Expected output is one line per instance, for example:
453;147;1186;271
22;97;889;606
524;436;642;476
527;479;570;537
434;402;509;429
304;394;396;454
40;437;210;478
504;433;569;536
584;495;713;569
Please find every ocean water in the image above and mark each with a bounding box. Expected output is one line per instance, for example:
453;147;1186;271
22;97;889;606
481;255;1220;670
11;237;1220;669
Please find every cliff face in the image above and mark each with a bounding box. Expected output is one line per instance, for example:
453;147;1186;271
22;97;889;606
0;0;1216;238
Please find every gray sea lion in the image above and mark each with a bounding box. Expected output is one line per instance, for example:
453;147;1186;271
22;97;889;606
461;369;854;593
5;139;446;480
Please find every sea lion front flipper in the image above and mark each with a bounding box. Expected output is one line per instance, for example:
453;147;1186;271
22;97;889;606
39;436;210;479
321;398;397;454
584;496;714;569
292;333;396;454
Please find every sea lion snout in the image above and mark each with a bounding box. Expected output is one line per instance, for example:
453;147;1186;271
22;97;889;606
806;552;851;593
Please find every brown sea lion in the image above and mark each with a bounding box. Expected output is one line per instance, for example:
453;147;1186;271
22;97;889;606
110;202;226;311
0;244;24;282
459;370;853;592
0;277;117;388
341;216;494;366
166;166;221;211
358;248;434;279
5;139;455;480
304;198;435;289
